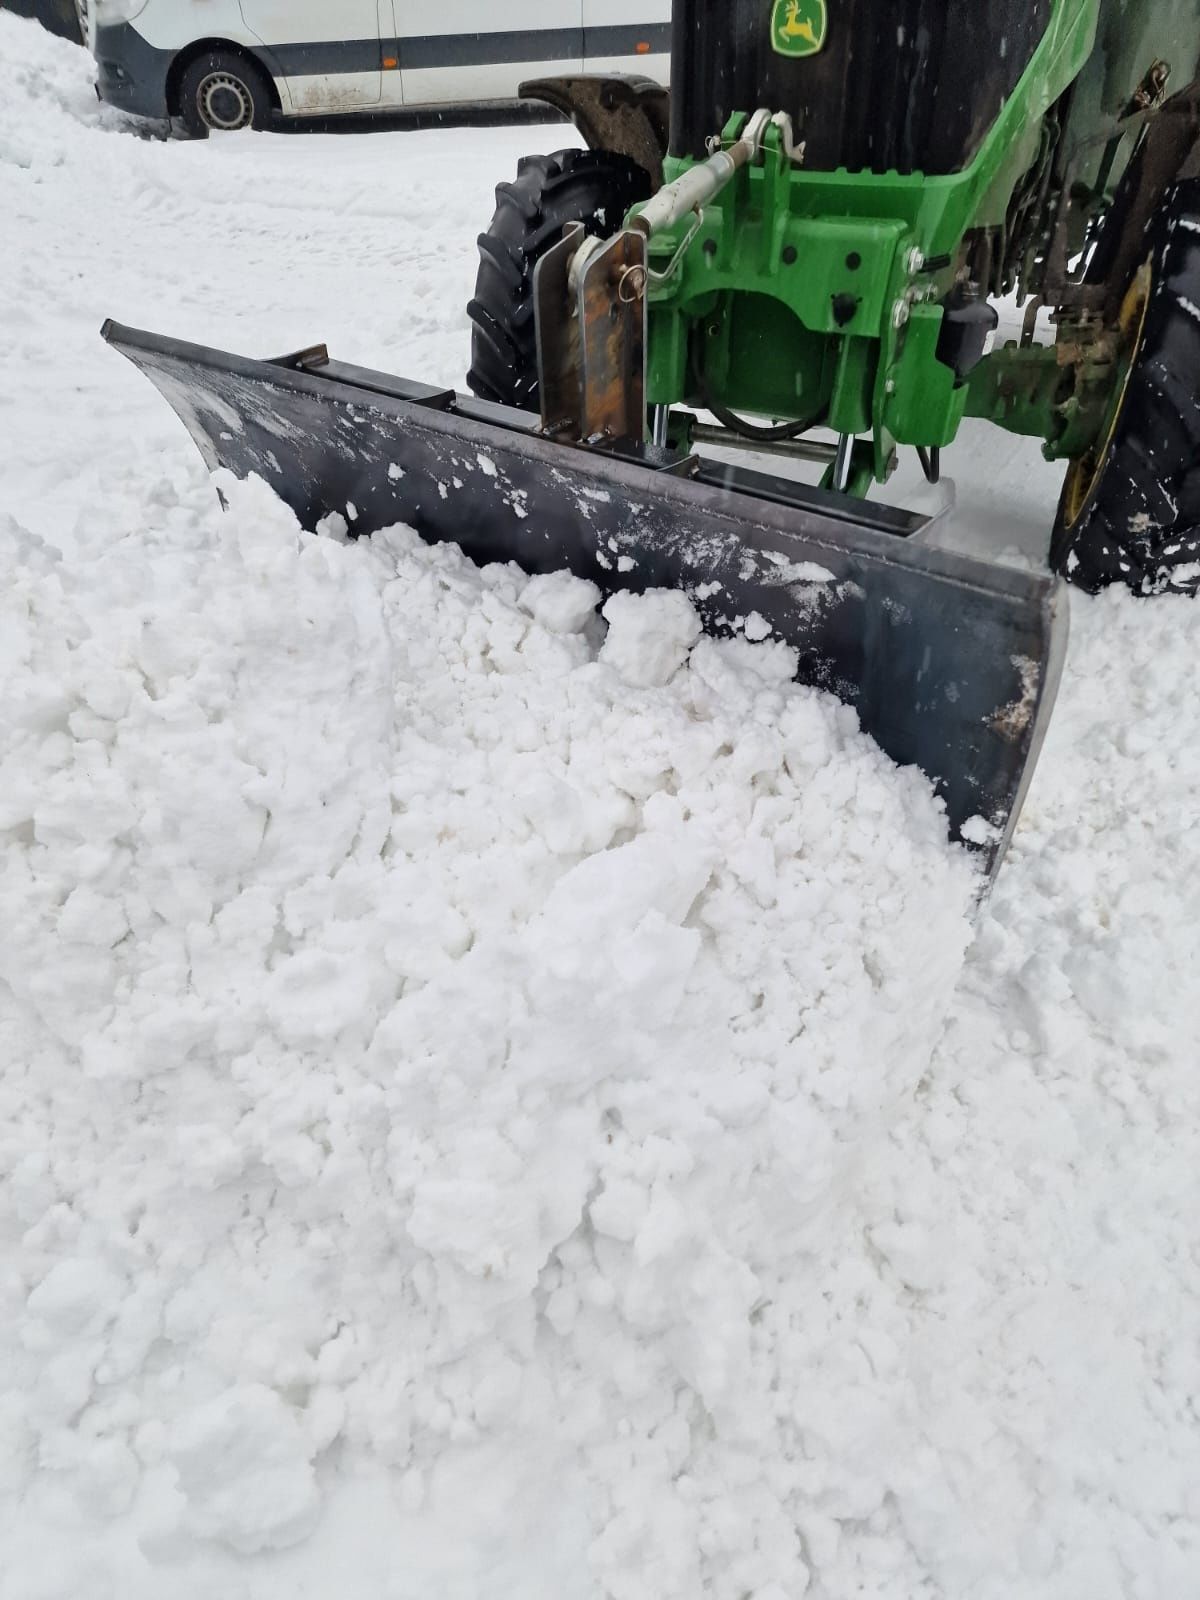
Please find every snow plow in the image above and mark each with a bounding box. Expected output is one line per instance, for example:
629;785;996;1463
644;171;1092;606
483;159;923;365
104;0;1200;877
102;317;1063;881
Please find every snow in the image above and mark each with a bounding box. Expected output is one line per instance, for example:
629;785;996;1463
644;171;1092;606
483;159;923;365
3;15;1200;1600
1;467;975;1596
521;570;603;635
598;589;703;685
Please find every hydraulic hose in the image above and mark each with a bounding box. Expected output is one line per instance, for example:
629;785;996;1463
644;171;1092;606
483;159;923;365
690;339;812;442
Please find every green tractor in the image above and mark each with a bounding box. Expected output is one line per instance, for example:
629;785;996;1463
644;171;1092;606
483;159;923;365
469;0;1200;595
102;0;1200;881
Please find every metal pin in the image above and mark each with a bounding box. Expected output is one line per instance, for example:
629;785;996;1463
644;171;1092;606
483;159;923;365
833;433;854;492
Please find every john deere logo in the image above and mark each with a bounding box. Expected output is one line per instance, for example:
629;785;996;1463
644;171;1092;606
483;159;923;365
771;0;827;57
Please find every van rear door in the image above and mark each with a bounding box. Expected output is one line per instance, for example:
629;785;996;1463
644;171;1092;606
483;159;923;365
240;0;386;112
397;0;583;107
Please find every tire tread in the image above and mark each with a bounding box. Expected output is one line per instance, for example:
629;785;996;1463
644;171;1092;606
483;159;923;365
466;149;652;410
1055;180;1200;595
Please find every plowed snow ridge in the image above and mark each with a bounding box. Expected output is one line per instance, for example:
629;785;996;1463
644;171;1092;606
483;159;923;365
2;17;1199;1600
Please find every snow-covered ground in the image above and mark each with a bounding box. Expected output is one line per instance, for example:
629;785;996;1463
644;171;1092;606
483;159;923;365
2;17;1199;1600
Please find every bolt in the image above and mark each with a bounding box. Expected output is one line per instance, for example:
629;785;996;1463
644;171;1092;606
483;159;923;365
891;300;910;329
906;247;924;275
885;377;896;394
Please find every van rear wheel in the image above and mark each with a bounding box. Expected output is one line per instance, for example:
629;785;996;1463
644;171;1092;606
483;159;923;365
178;50;273;137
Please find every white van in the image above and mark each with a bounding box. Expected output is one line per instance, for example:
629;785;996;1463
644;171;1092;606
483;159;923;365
90;0;671;133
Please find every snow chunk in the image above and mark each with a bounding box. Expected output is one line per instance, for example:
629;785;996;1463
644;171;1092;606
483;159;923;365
168;1385;319;1554
599;589;702;686
520;570;601;634
26;1258;124;1338
960;813;1001;847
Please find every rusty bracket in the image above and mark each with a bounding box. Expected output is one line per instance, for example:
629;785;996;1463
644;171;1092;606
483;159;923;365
534;222;647;444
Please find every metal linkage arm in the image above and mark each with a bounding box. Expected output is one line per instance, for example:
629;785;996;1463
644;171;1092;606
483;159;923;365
631;108;773;238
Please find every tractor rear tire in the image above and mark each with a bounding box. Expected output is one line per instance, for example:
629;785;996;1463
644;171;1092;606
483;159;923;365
1051;179;1200;596
467;149;652;411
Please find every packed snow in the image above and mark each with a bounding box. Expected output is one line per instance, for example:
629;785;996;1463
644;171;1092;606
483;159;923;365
2;16;1199;1600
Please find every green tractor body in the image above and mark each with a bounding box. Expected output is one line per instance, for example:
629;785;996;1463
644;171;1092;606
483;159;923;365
475;0;1200;590
640;0;1199;499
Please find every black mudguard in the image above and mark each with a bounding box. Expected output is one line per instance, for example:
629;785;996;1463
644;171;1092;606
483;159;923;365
101;320;1066;882
518;73;670;186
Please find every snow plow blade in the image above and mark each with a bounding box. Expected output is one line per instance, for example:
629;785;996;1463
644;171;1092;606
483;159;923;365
102;320;1066;880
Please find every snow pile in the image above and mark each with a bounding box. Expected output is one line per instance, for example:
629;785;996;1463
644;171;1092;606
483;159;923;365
0;11;129;167
0;470;974;1597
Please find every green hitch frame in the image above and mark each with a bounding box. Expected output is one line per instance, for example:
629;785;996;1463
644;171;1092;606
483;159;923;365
635;0;1107;488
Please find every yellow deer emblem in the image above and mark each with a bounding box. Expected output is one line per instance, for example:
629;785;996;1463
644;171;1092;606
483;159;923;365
770;0;827;58
780;1;817;46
